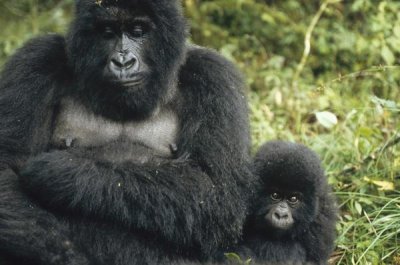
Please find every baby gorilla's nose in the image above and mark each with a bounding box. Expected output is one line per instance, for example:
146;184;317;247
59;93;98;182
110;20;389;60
274;209;289;220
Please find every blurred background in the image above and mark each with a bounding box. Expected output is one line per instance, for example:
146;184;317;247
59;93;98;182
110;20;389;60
0;0;399;264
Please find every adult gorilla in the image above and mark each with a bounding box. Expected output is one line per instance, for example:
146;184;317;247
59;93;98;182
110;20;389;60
0;0;255;264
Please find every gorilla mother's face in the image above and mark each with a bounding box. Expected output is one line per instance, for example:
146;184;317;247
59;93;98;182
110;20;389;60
67;0;187;121
100;12;152;90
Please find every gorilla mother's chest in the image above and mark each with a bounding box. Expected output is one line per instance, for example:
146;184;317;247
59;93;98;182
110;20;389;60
52;98;179;157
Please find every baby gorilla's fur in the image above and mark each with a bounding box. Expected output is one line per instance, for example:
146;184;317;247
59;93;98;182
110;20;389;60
238;141;337;265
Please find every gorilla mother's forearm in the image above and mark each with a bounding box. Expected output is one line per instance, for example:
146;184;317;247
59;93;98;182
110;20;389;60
20;147;249;254
0;169;91;265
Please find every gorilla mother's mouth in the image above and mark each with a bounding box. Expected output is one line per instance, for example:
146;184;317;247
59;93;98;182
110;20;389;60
120;78;145;87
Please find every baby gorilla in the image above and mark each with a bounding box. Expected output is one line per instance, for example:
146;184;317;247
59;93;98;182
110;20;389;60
238;141;337;265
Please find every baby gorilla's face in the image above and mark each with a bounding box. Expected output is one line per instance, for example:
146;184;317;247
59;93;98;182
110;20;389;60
253;188;305;237
266;190;301;230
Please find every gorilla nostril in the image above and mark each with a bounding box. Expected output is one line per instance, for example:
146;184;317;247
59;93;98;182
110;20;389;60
110;54;137;71
274;210;289;220
124;58;137;69
274;212;281;220
111;58;123;69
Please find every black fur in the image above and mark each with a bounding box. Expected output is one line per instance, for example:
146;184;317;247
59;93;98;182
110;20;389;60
0;0;256;264
238;141;337;265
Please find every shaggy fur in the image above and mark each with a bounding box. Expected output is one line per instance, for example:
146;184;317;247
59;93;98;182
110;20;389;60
237;141;337;265
0;0;256;264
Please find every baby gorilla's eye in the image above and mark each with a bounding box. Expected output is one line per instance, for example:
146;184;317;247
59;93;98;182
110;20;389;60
271;192;281;201
288;196;299;204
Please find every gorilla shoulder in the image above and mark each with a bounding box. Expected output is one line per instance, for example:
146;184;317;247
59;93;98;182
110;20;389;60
1;34;67;78
181;46;244;92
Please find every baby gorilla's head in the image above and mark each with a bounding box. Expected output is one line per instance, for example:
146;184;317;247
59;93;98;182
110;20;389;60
252;141;325;238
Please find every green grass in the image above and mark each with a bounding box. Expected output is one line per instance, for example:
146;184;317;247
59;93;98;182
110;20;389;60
249;75;400;264
1;0;399;264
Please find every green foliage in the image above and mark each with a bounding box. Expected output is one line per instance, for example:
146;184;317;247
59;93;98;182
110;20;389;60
0;0;73;64
0;0;399;264
224;252;252;265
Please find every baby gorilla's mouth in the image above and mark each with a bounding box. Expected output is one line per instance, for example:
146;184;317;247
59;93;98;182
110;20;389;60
270;218;293;230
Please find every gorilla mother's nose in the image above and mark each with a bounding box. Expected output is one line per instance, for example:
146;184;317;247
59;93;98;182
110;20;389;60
109;51;139;77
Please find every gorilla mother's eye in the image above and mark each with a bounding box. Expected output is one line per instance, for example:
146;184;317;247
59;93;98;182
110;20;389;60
132;25;144;37
271;192;282;201
103;26;116;39
129;22;151;38
128;18;154;38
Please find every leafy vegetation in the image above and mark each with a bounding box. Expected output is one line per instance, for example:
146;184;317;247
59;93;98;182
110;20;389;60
0;0;399;264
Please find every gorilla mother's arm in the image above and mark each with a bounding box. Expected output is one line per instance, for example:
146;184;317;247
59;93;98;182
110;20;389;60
0;35;66;170
0;169;91;265
20;47;257;254
0;35;92;264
